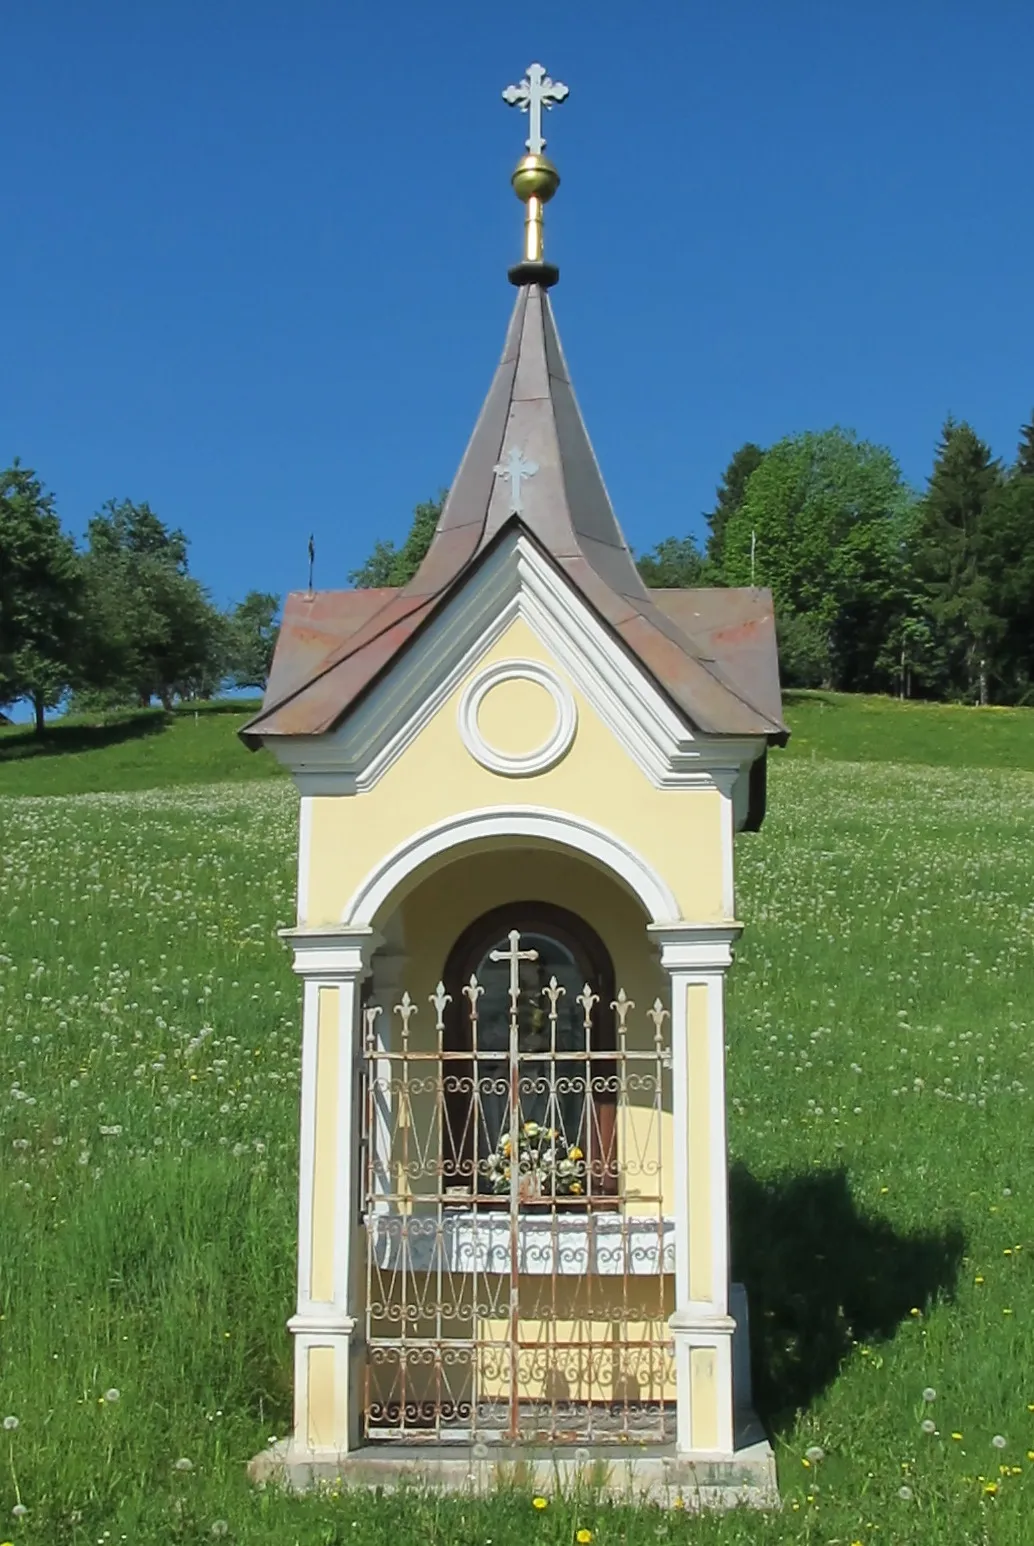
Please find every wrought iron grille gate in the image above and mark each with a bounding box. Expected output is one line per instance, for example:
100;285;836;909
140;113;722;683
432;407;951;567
361;928;676;1444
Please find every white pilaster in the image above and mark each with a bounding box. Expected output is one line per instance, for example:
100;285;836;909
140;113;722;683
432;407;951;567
650;922;740;1459
282;925;380;1456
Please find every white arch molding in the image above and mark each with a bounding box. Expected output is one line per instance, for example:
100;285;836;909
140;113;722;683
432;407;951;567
341;806;681;929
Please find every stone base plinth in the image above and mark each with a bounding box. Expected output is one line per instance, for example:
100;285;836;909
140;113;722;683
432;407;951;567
248;1416;779;1510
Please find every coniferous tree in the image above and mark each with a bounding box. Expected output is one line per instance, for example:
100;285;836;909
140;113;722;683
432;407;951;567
978;415;1034;701
911;420;1002;704
1014;412;1034;477
705;443;765;569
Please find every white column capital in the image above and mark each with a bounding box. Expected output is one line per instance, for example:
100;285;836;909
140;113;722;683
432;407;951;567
279;926;383;979
647;922;742;973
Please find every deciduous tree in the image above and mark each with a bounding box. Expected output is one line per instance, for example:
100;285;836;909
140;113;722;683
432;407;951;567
349;495;444;588
722;428;917;690
224;590;281;690
636;535;707;588
79;499;224;708
0;461;81;734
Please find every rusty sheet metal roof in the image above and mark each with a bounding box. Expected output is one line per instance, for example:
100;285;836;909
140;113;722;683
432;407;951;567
652;588;787;741
242;283;787;747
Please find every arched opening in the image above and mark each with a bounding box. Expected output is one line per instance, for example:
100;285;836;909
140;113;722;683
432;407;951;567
440;902;618;1203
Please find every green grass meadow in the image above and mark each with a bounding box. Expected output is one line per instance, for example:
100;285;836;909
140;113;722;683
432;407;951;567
1;698;1033;1542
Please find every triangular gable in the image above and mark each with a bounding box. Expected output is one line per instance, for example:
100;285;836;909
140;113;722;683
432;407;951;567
261;529;767;801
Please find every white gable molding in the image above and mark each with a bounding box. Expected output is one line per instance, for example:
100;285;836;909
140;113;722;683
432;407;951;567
267;532;765;801
341;806;681;929
458;658;577;776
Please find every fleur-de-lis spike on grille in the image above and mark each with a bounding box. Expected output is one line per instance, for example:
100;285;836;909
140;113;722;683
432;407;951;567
362;1003;382;1052
610;988;635;1030
462;974;484;1020
576;983;599;1030
429;981;451;1031
647;998;670;1045
393;990;417;1043
542;974;566;1014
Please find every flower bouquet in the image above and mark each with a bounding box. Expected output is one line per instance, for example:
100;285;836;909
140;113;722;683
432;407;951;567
484;1120;586;1199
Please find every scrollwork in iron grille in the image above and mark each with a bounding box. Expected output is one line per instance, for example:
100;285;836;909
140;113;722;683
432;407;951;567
362;934;674;1444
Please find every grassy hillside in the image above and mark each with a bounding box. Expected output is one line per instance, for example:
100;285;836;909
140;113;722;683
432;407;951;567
783;689;1034;770
0;700;279;796
1;757;1032;1542
1;690;1032;795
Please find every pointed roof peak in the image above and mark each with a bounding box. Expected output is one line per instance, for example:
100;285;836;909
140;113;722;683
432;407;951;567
241;66;787;751
405;283;651;606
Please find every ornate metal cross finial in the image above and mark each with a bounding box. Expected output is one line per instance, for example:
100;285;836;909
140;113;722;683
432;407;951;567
489;929;539;1016
502;62;569;155
493;445;538;514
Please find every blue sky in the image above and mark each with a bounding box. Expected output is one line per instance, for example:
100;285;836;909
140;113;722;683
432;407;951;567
4;2;1033;608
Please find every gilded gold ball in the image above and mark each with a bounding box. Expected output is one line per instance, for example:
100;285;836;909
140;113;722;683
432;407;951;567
511;153;560;204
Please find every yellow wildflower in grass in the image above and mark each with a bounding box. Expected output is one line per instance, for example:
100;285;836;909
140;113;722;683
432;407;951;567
577;1531;593;1543
532;1496;548;1510
951;1432;963;1441
984;1482;998;1495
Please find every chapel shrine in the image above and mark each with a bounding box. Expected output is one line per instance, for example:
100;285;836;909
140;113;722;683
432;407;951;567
243;63;787;1505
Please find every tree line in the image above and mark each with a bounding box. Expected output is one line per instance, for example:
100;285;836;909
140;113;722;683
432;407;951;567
355;416;1034;706
0;461;279;733
6;411;1033;733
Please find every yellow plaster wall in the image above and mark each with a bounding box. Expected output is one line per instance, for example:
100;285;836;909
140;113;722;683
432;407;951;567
477;675;556;755
306;1346;337;1449
305;617;725;927
686;982;713;1302
690;1347;719;1451
310;986;340;1303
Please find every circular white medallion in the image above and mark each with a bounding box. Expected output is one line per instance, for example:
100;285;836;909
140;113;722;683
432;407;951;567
458;659;577;777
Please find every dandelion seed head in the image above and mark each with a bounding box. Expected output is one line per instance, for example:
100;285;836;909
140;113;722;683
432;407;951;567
922;1387;936;1402
1;1417;18;1431
897;1485;913;1501
174;1456;194;1471
805;1445;825;1463
104;1388;120;1403
921;1419;936;1434
992;1434;1007;1449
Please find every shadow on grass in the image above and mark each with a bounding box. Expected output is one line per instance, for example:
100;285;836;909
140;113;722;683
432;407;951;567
781;689;843;710
0;709;168;762
731;1163;965;1429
